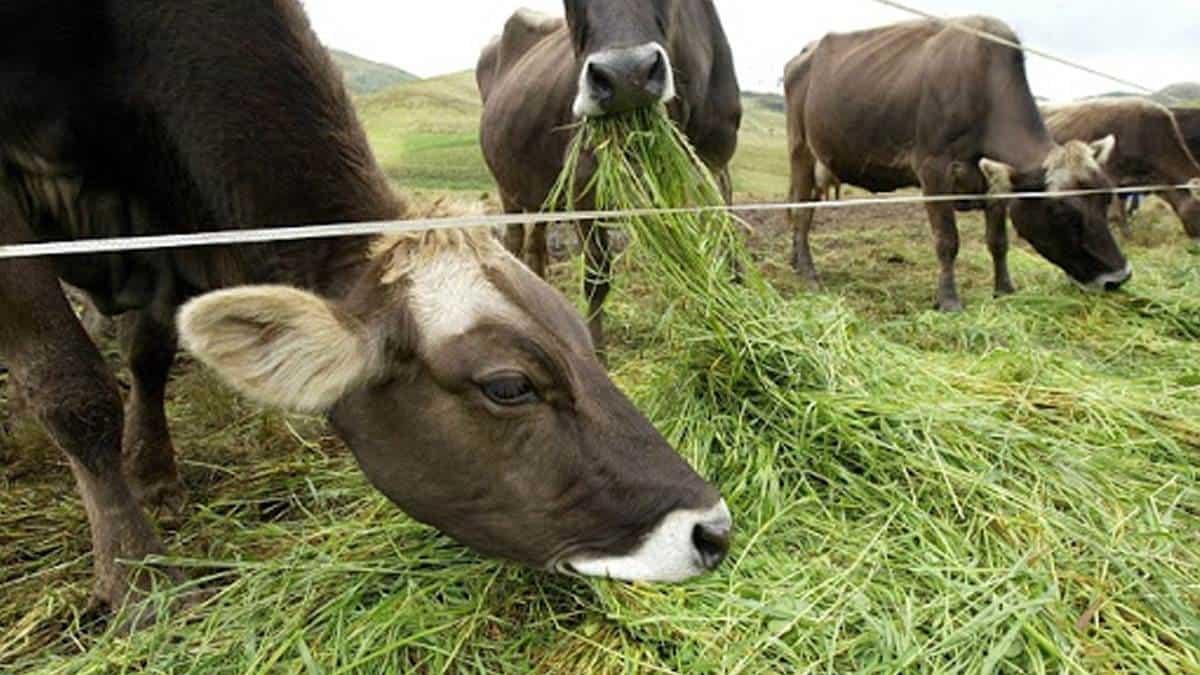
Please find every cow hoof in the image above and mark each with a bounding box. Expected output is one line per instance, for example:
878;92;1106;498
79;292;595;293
994;283;1017;297
793;269;823;291
95;583;209;636
936;298;965;312
130;476;187;518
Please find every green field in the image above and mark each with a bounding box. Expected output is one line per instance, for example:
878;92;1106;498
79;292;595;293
356;71;793;198
2;71;1199;673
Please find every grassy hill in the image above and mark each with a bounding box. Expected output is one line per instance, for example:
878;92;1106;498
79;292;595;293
329;49;418;96
357;72;793;197
1154;82;1200;106
358;71;491;193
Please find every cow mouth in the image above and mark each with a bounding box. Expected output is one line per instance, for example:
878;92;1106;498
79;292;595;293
1076;263;1134;293
550;501;733;583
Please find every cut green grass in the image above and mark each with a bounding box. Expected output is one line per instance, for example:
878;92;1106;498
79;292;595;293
2;107;1198;673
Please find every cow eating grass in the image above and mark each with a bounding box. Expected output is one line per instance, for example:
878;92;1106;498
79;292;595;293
1041;99;1200;241
477;1;742;353
785;17;1133;310
0;0;729;621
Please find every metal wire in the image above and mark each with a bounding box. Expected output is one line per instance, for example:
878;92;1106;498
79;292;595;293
1;184;1191;260
867;0;1156;94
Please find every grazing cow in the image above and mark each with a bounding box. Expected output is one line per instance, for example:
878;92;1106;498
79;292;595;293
477;3;742;351
0;0;731;615
1042;99;1200;240
786;18;1132;311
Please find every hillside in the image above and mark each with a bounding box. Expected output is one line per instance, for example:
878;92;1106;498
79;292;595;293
357;72;792;196
1154;82;1200;106
329;49;418;96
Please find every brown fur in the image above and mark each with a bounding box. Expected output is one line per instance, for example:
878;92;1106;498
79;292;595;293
1172;107;1200;161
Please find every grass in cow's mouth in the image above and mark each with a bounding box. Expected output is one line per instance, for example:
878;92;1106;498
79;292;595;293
2;111;1199;672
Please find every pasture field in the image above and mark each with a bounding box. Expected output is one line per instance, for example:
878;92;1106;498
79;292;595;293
1;75;1199;673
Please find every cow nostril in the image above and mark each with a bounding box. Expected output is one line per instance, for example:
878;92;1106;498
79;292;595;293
692;522;731;569
645;51;666;87
586;63;615;102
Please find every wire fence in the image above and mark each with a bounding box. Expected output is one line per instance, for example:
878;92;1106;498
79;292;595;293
0;1;1191;262
867;0;1157;94
1;185;1194;260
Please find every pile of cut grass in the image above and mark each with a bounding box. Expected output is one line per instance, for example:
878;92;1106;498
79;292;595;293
2;109;1198;673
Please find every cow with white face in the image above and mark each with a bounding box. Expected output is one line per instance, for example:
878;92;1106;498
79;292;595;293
478;0;742;353
0;0;730;617
179;230;732;583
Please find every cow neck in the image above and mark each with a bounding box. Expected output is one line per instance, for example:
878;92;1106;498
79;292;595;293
989;118;1058;177
981;64;1057;175
228;192;405;302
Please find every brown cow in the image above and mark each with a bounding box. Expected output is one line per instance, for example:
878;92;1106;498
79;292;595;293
1042;99;1200;240
786;18;1132;311
477;3;742;352
0;0;730;615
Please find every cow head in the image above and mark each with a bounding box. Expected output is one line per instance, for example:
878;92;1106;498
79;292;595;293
178;230;730;583
565;0;676;118
980;136;1132;291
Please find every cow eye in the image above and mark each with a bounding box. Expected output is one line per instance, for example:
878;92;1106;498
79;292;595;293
481;374;540;406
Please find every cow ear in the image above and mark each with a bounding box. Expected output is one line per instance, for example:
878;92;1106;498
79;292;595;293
1090;135;1117;166
1188;178;1200;201
979;158;1015;195
177;286;373;413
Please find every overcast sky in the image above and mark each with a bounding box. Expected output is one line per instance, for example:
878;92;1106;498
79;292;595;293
301;1;1199;101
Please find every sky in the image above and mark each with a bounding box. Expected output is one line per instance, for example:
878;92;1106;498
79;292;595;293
301;0;1199;101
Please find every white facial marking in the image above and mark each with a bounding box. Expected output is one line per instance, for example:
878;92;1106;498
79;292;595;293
573;43;677;119
1082;263;1134;293
564;500;732;583
406;251;520;350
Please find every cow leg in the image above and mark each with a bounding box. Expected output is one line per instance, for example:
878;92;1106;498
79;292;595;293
788;160;821;287
716;166;734;206
120;312;184;512
527;223;549;279
0;209;169;613
714;166;744;284
504;224;526;264
579;219;611;358
923;201;963;312
985;202;1016;296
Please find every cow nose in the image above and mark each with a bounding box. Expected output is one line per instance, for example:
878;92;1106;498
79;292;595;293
692;520;731;570
1104;264;1133;291
581;45;671;116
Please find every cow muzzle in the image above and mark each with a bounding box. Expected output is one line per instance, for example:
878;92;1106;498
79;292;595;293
1083;263;1134;293
573;43;676;118
563;499;732;582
